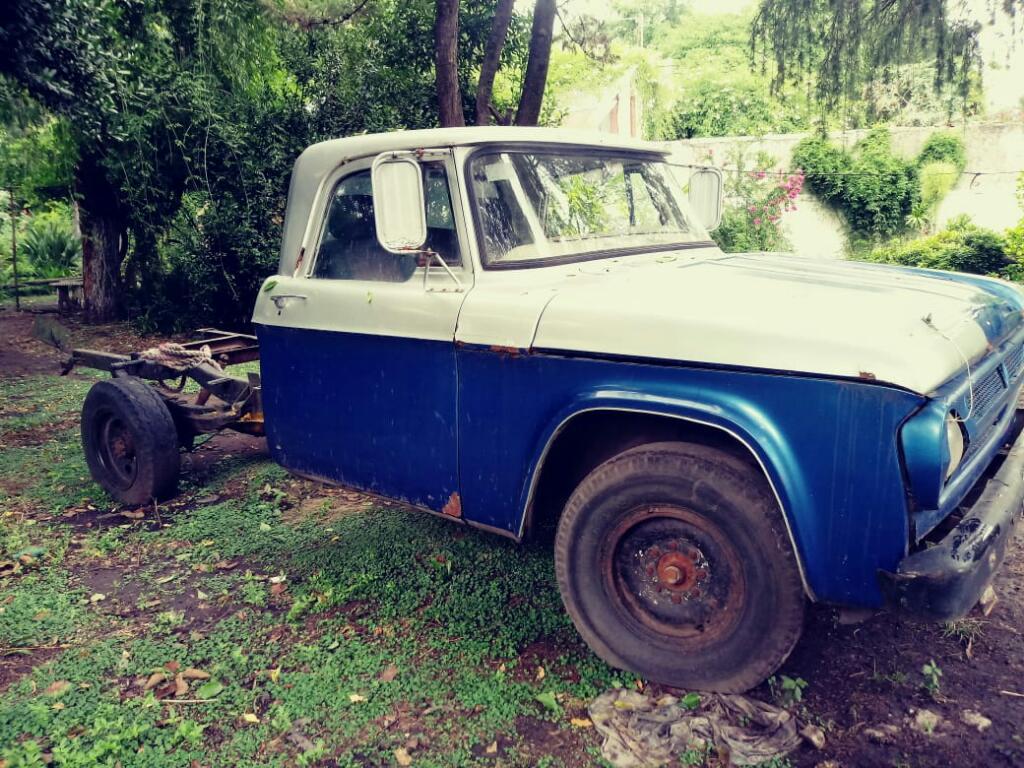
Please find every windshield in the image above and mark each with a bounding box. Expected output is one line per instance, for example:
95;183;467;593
468;150;709;266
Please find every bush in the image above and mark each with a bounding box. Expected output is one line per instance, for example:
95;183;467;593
913;161;959;231
790;128;942;239
712;150;803;253
916;132;967;171
21;207;81;278
838;129;920;238
663;80;809;139
791;136;851;203
863;217;1009;276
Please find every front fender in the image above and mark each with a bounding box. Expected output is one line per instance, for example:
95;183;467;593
455;346;925;606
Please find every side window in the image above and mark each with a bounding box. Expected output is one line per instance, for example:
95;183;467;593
423;162;462;267
312;162;462;281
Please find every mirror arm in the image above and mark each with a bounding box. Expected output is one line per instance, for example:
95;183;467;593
419;249;464;292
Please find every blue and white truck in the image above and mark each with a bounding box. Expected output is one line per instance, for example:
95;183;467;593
73;128;1024;692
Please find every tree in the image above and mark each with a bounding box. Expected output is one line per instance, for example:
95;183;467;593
475;0;515;125
515;0;556;125
435;0;465;126
751;0;982;110
0;0;134;320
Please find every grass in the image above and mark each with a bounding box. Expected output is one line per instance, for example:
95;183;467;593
0;368;619;767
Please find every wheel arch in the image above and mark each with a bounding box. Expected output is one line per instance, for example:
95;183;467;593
518;399;816;600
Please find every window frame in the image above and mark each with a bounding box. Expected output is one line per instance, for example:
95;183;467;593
463;143;717;271
303;149;472;281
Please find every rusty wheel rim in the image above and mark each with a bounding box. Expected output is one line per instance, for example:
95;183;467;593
94;410;138;489
601;505;746;646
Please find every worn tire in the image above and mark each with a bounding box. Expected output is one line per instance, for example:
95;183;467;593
81;377;180;505
554;441;805;692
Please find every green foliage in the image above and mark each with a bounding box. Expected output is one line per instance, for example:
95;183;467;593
857;63;981;128
790;136;849;202
921;659;942;696
0;366;622;766
21;206;80;278
863;216;1009;276
663;80;809;139
752;0;982;113
2;0;530;329
916;132;967;171
913;161;958;233
794;128;922;238
651;11;812;140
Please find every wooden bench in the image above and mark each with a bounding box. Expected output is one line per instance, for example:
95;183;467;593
52;277;84;315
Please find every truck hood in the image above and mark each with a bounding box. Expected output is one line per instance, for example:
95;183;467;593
531;252;1024;395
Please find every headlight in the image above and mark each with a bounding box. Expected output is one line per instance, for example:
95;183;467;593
945;414;965;480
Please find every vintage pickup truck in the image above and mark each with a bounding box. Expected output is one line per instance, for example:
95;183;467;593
72;128;1024;692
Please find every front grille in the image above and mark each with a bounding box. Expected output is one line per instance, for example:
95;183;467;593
970;367;1006;418
1006;343;1024;381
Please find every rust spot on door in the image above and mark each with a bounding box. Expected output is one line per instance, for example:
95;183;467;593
489;345;521;358
442;492;462;518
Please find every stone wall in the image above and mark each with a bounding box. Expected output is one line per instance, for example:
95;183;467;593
668;122;1024;259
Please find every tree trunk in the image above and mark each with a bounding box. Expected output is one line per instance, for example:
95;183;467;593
76;154;124;323
435;0;465;127
515;0;556;126
475;0;515;125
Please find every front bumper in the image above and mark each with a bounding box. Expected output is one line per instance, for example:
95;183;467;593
879;409;1024;621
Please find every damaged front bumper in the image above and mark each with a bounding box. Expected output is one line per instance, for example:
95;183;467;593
879;409;1024;621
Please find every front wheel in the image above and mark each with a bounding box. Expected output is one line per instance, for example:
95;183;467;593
554;441;805;692
81;377;181;505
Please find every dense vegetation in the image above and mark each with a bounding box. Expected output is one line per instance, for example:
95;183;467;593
0;0;1018;327
0;0;536;329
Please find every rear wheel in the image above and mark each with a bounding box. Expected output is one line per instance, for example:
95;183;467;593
81;377;180;505
554;441;805;692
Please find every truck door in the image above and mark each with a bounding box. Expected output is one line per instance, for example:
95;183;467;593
253;151;471;513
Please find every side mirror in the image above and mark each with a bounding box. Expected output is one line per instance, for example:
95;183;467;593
371;152;427;253
687;167;724;232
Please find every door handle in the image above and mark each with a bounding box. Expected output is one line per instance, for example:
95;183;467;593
271;294;307;311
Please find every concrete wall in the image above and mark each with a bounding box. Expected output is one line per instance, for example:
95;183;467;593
668;122;1024;258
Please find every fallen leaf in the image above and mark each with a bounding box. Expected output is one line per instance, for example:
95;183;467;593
182;668;210;681
166;661;181;673
269;575;287;584
154;574;176;584
51;701;65;711
32;610;50;621
348;693;366;703
195;681;224;699
485;741;498;754
269;667;281;684
570;718;593;728
144;673;167;691
535;692;561;713
89;593;106;603
394;747;412;766
214;560;237;570
535;666;545;682
121;510;144;520
242;712;260;724
43;680;71;697
270;582;288;596
196;590;209;601
378;665;399;683
173;674;188;697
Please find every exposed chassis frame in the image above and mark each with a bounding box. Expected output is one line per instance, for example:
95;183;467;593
62;328;263;441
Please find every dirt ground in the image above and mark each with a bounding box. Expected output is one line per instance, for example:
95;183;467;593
2;304;1024;767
